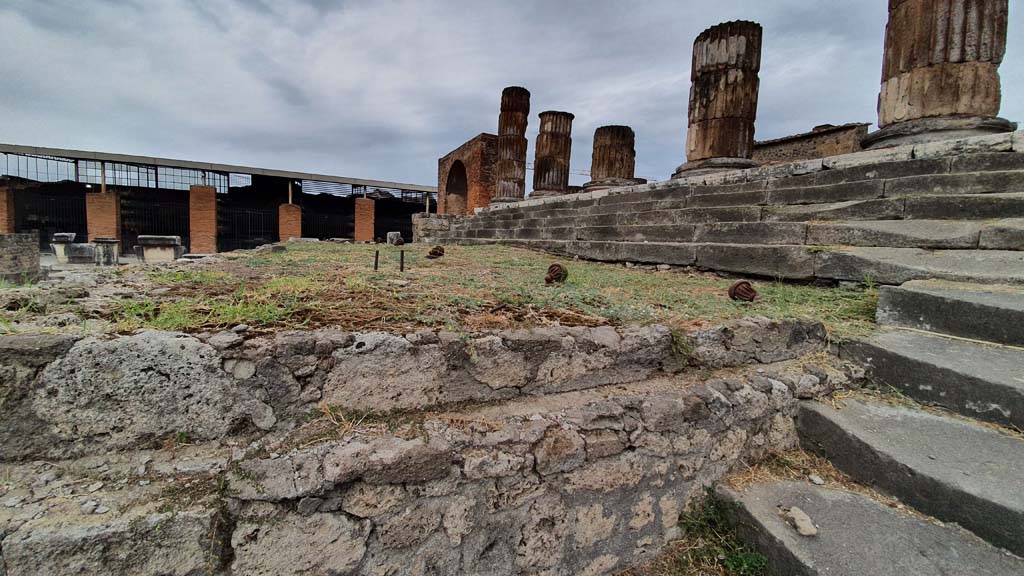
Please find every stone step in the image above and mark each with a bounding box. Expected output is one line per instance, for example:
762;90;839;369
814;247;1024;285
841;330;1024;429
877;280;1024;346
719;481;1024;576
797;398;1024;556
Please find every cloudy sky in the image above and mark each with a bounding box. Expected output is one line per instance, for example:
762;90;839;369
1;0;1021;187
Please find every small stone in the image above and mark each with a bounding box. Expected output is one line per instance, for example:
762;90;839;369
80;500;98;514
207;331;243;350
33;471;59;487
808;474;825;486
138;480;151;486
86;481;104;493
232;324;251;334
4;496;25;508
656;264;671;271
782;506;818;537
297;497;324;516
94;505;111;515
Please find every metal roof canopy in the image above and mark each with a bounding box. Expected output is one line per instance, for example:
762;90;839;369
0;142;437;193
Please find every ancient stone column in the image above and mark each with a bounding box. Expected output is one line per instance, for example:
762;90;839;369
583;126;643;191
492;87;531;204
864;0;1013;148
673;21;762;179
531;111;574;198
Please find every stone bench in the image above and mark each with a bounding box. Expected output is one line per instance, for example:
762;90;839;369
134;235;186;263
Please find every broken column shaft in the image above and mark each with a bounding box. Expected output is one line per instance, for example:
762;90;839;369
865;0;1013;148
584;125;641;191
674;20;762;178
531;111;575;198
493;87;531;203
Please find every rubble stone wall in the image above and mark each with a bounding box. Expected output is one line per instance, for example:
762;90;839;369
753;124;869;164
0;232;40;284
0;318;825;463
0;319;855;576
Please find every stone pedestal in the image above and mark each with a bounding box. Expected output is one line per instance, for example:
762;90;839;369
135;235;184;263
583;126;644;191
50;233;76;265
493;87;531;204
531;111;574;198
93;237;120;267
674;21;762;178
864;0;1014;149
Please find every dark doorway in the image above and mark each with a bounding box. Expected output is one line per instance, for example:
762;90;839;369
445;161;468;215
13;182;88;249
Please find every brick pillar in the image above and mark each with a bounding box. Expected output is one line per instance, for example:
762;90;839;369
86;189;121;241
674;20;762;178
864;0;1014;148
355;198;375;242
189;185;218;254
279;204;302;241
0;187;15;234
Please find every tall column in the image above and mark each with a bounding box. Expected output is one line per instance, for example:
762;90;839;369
86;189;121;241
188;185;217;254
0;186;15;234
531;111;574;198
673;21;762;179
493;86;531;204
864;0;1013;148
583;125;643;191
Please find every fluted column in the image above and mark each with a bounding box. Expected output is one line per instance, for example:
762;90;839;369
673;21;762;178
865;0;1014;148
531;111;574;198
493;87;531;203
583;125;643;191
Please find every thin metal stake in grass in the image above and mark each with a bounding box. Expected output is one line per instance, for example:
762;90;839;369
374;250;379;271
400;250;405;272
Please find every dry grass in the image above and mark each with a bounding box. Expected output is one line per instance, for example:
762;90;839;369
66;242;879;338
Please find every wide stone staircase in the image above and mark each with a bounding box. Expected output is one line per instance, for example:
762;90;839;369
427;133;1024;285
718;281;1024;574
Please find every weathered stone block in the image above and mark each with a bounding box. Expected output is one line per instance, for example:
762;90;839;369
949;152;1024;173
762;199;904;222
886;172;1024;197
767;181;885;206
687;190;766;208
822;146;915;170
913;133;1015;159
903;193;1024;220
231;511;370;575
694;222;806;245
979;219;1024;250
807;221;982;249
695;244;815;279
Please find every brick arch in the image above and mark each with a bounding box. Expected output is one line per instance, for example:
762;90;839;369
445;161;469;216
437;133;498;215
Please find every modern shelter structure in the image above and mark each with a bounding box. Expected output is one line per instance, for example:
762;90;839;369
0;143;436;252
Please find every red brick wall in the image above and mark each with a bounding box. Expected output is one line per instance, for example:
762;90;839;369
278;204;302;241
438;133;498;215
0;187;14;234
355;198;375;242
189;185;218;253
86;190;121;241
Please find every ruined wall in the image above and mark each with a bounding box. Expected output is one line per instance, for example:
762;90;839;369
753;124;869;164
0;232;40;283
438;134;499;215
0;318;857;576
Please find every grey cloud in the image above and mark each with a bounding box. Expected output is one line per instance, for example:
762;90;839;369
0;0;1020;186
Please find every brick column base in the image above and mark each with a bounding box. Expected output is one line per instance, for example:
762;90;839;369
0;187;15;234
189;185;218;254
86;190;121;241
355;198;376;242
278;204;302;241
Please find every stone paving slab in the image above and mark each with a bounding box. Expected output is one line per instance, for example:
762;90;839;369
798;398;1024;555
720;481;1024;576
806;220;983;249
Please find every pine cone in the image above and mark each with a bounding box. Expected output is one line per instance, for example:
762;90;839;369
545;263;568;285
426;246;445;259
728;280;758;302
